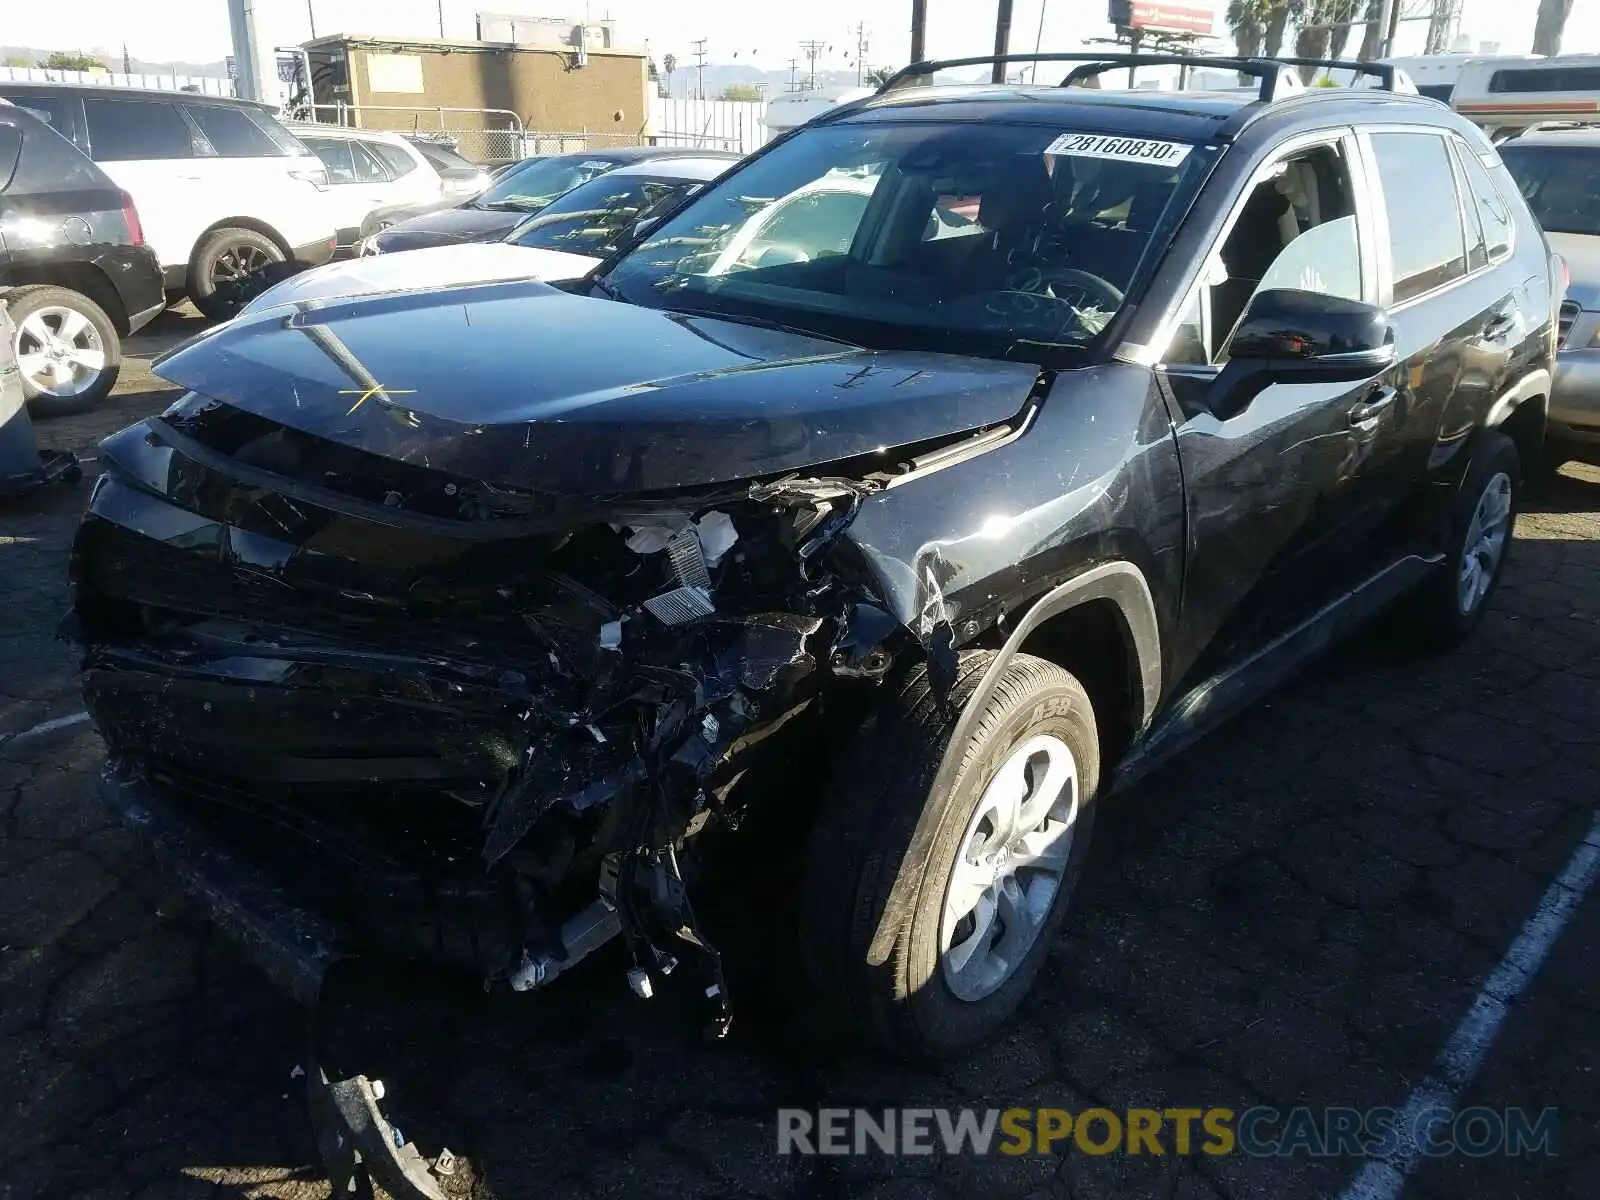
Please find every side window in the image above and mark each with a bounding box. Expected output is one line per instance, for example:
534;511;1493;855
184;104;284;157
1450;146;1489;272
0;125;20;191
370;143;417;179
304;138;356;184
1454;141;1513;261
84;98;200;162
1371;132;1468;303
351;142;391;183
1167;141;1362;365
2;92;82;151
8;119;101;193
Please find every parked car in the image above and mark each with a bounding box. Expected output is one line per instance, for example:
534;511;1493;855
241;155;739;311
0;99;163;411
360;146;703;254
73;56;1556;1084
404;136;493;199
0;83;337;319
287;125;447;255
1500;126;1600;471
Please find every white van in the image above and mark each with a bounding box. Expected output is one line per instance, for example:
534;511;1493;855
287;124;447;254
0;83;339;318
1451;55;1600;135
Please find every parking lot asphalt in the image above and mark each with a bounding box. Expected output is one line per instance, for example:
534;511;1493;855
2;310;1597;1199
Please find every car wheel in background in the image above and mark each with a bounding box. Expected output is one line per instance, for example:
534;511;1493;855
8;285;122;415
189;227;286;320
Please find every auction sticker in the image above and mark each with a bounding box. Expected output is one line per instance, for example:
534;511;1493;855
1042;133;1193;166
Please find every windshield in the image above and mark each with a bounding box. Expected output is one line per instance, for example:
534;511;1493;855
1500;144;1600;236
411;139;475;171
506;173;701;257
475;155;619;213
600;122;1208;362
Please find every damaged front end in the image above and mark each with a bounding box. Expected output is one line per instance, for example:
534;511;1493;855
68;398;937;1038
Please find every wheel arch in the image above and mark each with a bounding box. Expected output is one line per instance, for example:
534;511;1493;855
1486;367;1550;476
860;560;1161;971
188;217;293;271
0;265;128;333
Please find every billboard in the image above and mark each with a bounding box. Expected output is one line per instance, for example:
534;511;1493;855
1107;2;1217;36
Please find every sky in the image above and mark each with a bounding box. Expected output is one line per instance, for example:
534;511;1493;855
7;0;1599;75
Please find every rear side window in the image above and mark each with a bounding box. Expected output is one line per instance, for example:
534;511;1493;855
185;103;283;157
1500;143;1600;237
303;137;357;183
7;118;102;192
84;98;200;161
351;141;390;182
370;142;417;178
1454;143;1514;261
0;125;20;191
1490;66;1600;93
1371;132;1467;303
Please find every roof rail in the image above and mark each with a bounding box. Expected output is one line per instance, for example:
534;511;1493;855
875;52;1399;103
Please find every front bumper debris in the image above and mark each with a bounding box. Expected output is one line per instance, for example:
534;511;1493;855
100;761;337;1005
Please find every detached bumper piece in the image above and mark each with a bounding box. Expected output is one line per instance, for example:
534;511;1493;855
0;447;80;497
100;761;337;1004
306;1067;446;1200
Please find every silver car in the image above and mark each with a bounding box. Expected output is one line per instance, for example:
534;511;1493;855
1501;128;1600;469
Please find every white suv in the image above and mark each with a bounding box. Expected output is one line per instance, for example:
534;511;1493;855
287;125;449;255
0;83;339;318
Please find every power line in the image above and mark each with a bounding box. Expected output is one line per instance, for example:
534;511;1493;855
691;37;708;100
798;39;827;91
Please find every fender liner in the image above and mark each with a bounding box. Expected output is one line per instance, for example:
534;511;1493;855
863;560;1161;968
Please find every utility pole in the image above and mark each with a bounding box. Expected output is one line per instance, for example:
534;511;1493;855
787;58;801;91
691;38;708;100
991;0;1014;83
436;0;445;37
910;0;927;63
1030;0;1049;80
853;23;869;85
799;39;827;91
305;0;316;39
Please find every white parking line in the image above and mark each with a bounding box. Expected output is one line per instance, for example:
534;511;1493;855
0;710;91;747
1340;808;1600;1200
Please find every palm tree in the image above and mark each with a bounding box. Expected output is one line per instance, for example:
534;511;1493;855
1533;0;1575;55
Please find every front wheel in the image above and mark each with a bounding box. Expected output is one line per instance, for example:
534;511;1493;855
799;651;1100;1059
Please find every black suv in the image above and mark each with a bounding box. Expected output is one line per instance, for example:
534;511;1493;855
70;56;1558;1068
1;101;163;411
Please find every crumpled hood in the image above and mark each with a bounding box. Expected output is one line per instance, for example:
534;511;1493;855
1550;232;1600;311
242;243;598;314
151;279;1040;497
372;205;524;252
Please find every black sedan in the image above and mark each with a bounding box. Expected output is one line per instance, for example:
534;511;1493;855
359;146;703;255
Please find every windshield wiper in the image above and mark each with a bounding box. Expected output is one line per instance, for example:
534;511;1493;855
661;305;853;345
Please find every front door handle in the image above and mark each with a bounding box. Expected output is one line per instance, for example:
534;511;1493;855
1349;387;1397;430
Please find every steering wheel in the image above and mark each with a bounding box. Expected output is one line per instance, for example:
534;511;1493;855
1039;268;1124;311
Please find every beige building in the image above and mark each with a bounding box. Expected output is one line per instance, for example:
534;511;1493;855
301;34;652;159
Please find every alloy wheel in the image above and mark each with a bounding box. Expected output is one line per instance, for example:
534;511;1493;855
1457;470;1513;615
14;306;108;399
940;733;1080;1003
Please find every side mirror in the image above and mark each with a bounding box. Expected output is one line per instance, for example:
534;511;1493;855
1229;288;1396;378
1209;289;1395;419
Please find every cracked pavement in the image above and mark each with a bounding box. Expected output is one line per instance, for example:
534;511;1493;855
2;311;1597;1198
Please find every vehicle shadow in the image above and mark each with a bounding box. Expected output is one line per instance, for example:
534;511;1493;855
10;481;1599;1200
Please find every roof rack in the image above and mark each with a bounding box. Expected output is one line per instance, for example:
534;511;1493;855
875;52;1399;103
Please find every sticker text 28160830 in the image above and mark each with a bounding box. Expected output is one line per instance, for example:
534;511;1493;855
1042;133;1193;166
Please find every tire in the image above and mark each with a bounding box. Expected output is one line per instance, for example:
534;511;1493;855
8;284;122;415
1402;429;1521;651
799;650;1100;1059
188;227;286;320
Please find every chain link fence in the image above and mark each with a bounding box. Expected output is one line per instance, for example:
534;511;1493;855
297;104;527;165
